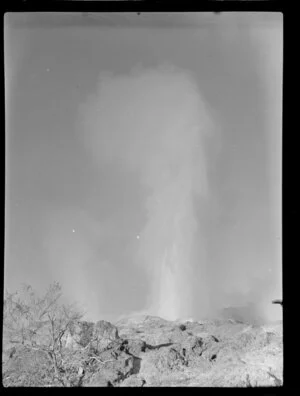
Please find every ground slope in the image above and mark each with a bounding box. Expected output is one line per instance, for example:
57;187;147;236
2;315;283;387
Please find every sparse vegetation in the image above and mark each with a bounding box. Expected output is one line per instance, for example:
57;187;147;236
3;282;85;386
2;286;283;387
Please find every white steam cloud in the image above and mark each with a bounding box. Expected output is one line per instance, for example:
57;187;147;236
80;64;213;321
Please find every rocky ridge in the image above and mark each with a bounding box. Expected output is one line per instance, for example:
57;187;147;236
3;315;283;387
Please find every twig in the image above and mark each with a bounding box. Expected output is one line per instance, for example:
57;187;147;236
88;356;115;364
83;342;91;350
245;374;252;387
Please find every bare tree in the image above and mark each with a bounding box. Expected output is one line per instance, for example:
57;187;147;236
3;282;85;386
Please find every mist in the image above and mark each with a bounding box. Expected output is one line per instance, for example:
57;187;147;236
80;65;213;321
5;13;282;326
80;58;281;324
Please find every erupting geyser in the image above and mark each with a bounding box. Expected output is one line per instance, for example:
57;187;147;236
80;65;212;321
139;164;207;321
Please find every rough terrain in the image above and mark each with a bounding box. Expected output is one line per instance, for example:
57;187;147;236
2;315;283;387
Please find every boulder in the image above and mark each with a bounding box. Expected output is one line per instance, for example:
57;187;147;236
63;320;120;352
83;351;140;387
63;321;94;350
94;320;119;340
91;320;120;351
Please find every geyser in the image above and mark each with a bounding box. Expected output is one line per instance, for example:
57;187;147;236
80;65;212;321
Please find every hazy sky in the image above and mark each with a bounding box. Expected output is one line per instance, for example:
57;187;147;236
5;12;282;323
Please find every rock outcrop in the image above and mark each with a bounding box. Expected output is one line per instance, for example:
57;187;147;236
3;315;283;387
62;320;119;352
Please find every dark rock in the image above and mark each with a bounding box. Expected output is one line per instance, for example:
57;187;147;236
210;354;217;361
123;339;147;357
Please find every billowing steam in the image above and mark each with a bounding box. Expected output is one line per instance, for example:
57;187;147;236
80;64;212;321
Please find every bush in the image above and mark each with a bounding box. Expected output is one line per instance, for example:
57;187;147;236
3;282;84;386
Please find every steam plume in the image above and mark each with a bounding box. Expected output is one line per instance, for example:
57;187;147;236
80;65;212;321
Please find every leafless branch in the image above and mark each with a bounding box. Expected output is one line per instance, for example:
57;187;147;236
88;356;115;364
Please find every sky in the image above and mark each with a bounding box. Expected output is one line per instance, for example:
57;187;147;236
5;12;282;324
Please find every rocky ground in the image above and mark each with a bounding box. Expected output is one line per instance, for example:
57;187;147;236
2;315;283;387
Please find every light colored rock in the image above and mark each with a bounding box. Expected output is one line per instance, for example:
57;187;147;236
91;320;120;351
62;320;120;352
3;314;282;387
119;375;146;387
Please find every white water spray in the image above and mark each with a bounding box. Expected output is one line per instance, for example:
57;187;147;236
80;65;212;321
